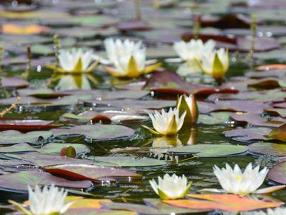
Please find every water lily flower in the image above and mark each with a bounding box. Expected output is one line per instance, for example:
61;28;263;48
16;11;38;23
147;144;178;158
176;94;198;126
213;163;268;195
104;38;160;78
143;108;186;136
9;184;73;215
174;39;216;62
49;48;98;74
200;48;229;82
174;39;215;75
149;174;192;200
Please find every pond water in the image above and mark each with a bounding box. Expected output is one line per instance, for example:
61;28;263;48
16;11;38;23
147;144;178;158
1;0;286;214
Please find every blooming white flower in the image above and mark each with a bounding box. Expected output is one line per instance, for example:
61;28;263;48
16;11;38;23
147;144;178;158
176;94;198;126
174;39;215;76
9;185;73;215
174;39;216;62
28;185;72;215
213;163;268;195
149;174;191;200
104;38;160;78
144;108;186;136
53;48;97;73
200;48;229;82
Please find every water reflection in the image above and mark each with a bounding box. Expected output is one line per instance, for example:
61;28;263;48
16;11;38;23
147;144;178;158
49;74;99;90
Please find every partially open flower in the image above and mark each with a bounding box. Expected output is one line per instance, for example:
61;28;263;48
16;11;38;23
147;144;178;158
176;94;198;126
149;174;191;200
200;48;229;82
104;38;160;78
48;48;98;74
143;108;186;136
9;184;73;215
213;163;268;195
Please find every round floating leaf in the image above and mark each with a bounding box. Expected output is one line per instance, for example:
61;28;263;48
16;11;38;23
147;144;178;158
0;143;89;155
249;142;286;157
223;127;271;142
268;124;286;142
268;161;286;184
44;164;140;182
0;170;93;193
86;156;167;167
166;144;247;157
52;124;135;141
0;130;53;145
198;112;231;125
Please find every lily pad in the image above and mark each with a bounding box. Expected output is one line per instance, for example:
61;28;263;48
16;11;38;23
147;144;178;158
0;143;89;155
44;164;140;182
166;144;247;157
268;161;286;184
52;124;135;141
249;142;286;157
0;130;53;145
86;156;167;167
0;170;93;193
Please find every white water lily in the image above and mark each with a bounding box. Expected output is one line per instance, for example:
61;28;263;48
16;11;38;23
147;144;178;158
149;174;192;199
50;48;97;73
213;163;268;195
174;39;215;76
144;108;186;136
104;38;160;78
200;48;229;82
176;94;198;126
174;39;216;62
10;185;73;215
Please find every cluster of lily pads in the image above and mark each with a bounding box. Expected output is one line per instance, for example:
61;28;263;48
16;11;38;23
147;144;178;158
2;0;286;215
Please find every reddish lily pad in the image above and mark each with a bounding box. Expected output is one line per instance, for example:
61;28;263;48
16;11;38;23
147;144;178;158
44;164;140;182
224;127;271;142
0;120;58;132
229;113;284;128
268;124;286;142
268;161;286;184
165;194;283;212
0;170;93;193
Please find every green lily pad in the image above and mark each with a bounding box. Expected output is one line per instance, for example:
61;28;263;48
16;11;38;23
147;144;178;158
166;144;247;157
0;130;53;145
248;142;286;157
198;112;231;125
0;142;89;155
86;156;167;167
52;124;135;141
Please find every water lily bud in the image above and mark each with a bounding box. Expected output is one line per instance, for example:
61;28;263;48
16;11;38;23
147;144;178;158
176;94;198;126
200;48;229;83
